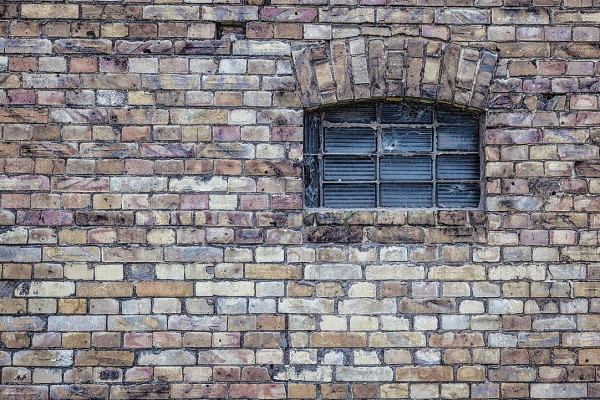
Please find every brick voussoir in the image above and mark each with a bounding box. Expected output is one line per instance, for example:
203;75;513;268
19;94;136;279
291;36;498;109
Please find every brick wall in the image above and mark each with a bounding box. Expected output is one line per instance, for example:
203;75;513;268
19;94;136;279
1;1;600;399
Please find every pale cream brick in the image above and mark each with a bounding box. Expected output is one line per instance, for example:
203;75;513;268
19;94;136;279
459;300;485;314
350;316;379;331
348;282;376;298
156;264;185;280
256;246;284;263
319;315;347;331
95;264;123;281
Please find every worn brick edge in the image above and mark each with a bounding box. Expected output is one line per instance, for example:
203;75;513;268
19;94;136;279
291;36;499;110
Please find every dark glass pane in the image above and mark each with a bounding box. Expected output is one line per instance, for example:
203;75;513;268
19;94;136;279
324;184;376;208
324;128;376;153
303;156;320;208
380;183;433;207
437;155;480;180
380;156;432;181
437;108;479;125
381;102;432;124
323;104;376;123
304;111;319;153
437;125;479;151
437;183;480;208
382;127;432;152
323;156;376;181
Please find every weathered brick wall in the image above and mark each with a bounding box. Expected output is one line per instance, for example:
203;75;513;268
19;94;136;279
1;1;600;399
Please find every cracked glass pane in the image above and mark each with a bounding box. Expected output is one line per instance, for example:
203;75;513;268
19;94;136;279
381;183;433;207
381;102;432;124
380;156;432;181
304;111;319;153
437;155;480;180
382;127;432;152
437;183;480;208
324;128;376;153
323;184;376;208
303;156;320;208
323;156;376;181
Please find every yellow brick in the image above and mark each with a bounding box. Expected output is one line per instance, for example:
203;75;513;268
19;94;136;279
128;91;155;106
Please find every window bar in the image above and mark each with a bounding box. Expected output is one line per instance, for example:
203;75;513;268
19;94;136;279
319;110;324;207
376;102;381;207
432;106;438;208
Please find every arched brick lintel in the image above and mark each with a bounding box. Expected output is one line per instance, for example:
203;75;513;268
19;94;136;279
292;36;499;110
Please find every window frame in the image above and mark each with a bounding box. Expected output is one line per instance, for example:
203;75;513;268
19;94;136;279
303;100;485;210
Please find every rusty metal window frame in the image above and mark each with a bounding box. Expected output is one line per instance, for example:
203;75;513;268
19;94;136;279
303;100;483;209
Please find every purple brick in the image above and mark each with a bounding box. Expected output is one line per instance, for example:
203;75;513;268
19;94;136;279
260;7;317;22
7;90;35;105
17;211;73;226
180;194;209;210
99;57;128;73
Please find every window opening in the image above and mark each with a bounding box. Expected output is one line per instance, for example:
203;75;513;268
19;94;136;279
303;100;482;209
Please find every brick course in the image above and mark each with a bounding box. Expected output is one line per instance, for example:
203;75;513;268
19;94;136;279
1;0;600;399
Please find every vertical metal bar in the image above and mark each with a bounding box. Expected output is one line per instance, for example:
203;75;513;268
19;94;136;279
319;109;324;207
432;105;438;208
376;101;381;207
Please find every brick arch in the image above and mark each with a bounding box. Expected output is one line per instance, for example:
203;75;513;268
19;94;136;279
292;36;498;110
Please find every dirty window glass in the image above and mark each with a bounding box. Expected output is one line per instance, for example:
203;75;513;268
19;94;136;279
303;101;481;208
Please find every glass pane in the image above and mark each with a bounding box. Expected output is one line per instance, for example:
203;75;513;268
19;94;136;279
381;102;432;124
437;108;479;125
324;184;376;208
437;155;480;180
437;125;479;151
437;183;480;208
380;183;433;207
323;156;376;181
324;128;376;153
303;111;319;153
382;127;432;152
380;156;432;181
303;156;320;208
323;104;376;123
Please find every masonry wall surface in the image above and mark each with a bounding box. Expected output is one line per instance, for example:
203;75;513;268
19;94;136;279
1;1;600;399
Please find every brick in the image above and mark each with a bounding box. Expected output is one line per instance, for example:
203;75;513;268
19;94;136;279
76;282;132;298
168;316;227;331
15;281;74;297
396;366;454;382
136;282;193;297
106;316;166;332
377;9;434;23
531;383;587;398
110;385;169;399
14;350;73;367
50;385;108;400
48;316;105;332
336;367;393;381
74;350;134;367
435;9;489;24
310;332;366;348
169;384;226;399
233;40;290;56
304;264;361;280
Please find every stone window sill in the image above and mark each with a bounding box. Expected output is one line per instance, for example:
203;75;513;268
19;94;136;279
303;210;486;245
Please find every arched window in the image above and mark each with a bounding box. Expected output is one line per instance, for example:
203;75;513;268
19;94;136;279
303;100;482;209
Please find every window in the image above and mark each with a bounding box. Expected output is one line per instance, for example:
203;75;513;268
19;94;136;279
303;101;482;209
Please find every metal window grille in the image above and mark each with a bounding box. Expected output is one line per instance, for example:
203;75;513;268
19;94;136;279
303;101;482;209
